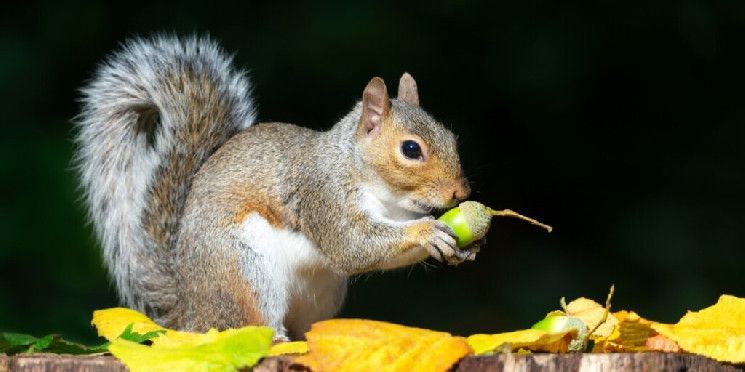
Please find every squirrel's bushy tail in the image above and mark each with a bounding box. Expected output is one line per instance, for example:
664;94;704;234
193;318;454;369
75;35;255;320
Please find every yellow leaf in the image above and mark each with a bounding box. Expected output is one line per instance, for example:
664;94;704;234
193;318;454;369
91;307;195;344
467;329;574;355
91;308;166;341
565;297;619;338
268;341;309;356
108;326;273;372
92;307;274;371
592;310;658;353
651;295;745;363
645;334;681;352
295;319;472;372
151;328;238;348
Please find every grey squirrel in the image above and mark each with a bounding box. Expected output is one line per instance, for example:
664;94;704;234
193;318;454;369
75;35;477;339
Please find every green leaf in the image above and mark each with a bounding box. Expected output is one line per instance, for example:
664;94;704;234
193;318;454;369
2;332;39;346
0;332;110;355
43;336;109;355
117;323;166;344
0;333;37;355
28;334;53;353
108;326;274;372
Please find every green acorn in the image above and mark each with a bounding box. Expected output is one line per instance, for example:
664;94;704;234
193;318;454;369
531;315;586;336
438;201;552;248
531;315;588;351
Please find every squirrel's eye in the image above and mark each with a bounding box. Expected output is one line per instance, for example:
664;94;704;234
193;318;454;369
401;140;423;160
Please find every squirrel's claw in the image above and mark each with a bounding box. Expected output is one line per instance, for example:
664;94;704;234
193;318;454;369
417;220;450;262
420;220;472;265
447;246;472;265
462;239;483;262
447;239;483;265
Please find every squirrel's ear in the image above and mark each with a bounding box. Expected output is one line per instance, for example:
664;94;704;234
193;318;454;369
397;72;420;107
359;77;390;137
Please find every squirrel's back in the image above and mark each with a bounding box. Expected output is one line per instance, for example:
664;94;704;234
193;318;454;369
75;35;255;319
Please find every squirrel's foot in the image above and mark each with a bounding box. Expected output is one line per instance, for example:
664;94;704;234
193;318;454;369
273;334;291;343
272;325;290;343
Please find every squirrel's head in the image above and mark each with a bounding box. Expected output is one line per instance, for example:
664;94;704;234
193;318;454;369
356;73;470;216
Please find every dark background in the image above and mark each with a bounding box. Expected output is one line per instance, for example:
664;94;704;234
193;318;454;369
2;0;744;343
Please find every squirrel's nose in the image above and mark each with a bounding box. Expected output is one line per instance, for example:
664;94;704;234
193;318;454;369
452;177;471;202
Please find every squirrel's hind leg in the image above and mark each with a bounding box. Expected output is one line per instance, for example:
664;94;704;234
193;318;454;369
171;222;275;333
235;212;345;340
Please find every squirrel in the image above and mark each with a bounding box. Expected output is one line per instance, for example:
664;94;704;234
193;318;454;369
75;35;477;339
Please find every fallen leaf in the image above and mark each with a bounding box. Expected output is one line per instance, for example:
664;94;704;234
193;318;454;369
645;334;680;352
565;298;618;339
91;308;168;341
592;310;658;353
467;329;575;355
108;326;274;372
0;332;108;355
295;319;471;372
117;323;166;343
652;294;745;363
91;307;199;346
92;307;275;371
268;341;308;356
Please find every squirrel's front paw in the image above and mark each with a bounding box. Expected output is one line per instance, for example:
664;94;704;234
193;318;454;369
409;219;471;265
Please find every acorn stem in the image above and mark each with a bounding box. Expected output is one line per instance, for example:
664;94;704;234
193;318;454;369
486;208;553;233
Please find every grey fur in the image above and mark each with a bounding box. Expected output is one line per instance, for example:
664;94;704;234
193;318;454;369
75;35;255;319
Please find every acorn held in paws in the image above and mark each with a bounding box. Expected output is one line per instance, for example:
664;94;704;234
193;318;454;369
438;201;552;247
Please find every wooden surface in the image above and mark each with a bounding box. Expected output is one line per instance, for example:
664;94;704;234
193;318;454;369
0;353;741;371
455;353;742;372
0;354;126;372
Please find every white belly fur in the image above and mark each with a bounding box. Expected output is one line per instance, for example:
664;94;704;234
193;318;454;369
236;213;346;338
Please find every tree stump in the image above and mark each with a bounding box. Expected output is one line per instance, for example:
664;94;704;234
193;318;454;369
0;353;741;371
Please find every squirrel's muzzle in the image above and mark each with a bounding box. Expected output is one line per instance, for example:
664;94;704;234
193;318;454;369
451;177;471;205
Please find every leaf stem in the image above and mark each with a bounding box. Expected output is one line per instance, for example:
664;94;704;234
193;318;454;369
486;208;553;233
587;285;615;338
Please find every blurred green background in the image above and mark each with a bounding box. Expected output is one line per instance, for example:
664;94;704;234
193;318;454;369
1;0;744;343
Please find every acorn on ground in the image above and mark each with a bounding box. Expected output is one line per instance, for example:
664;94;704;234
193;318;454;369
438;201;552;248
532;315;587;338
531;314;588;352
